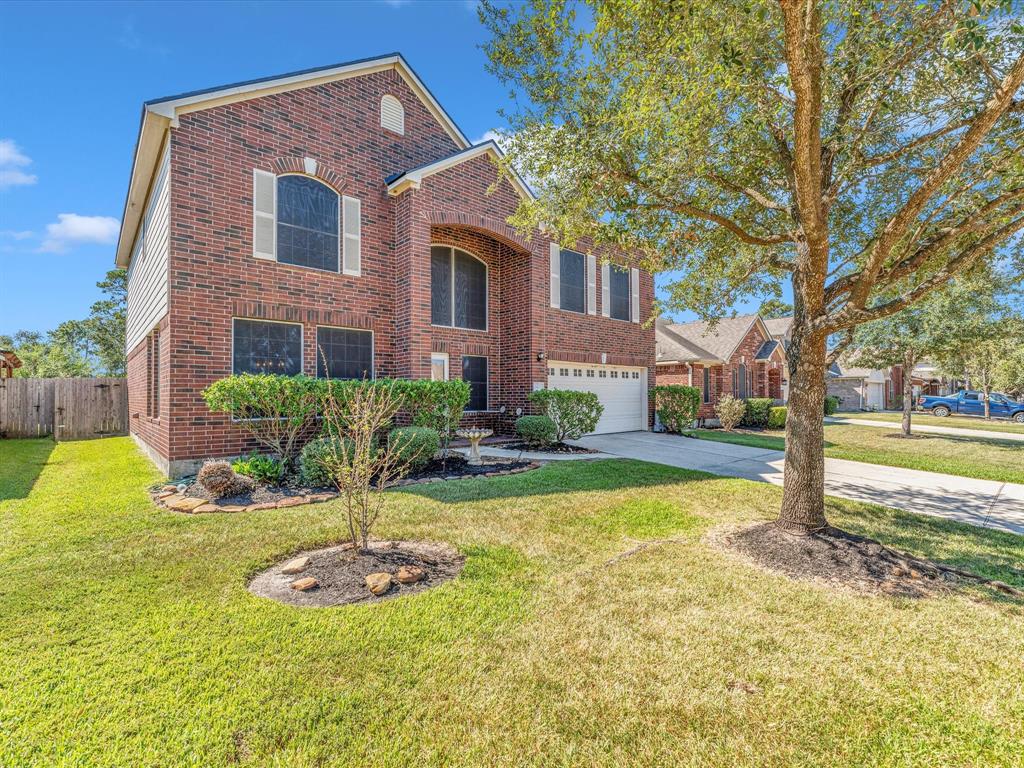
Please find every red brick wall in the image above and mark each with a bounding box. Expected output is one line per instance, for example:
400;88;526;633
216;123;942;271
127;314;170;463
129;68;654;473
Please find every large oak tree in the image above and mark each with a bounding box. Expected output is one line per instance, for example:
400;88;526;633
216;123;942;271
481;0;1024;533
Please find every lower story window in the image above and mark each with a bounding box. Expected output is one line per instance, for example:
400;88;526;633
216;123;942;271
233;318;302;375
316;326;373;380
703;367;711;404
462;355;488;411
147;327;160;417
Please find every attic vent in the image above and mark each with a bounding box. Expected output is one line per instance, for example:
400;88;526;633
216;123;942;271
381;95;405;135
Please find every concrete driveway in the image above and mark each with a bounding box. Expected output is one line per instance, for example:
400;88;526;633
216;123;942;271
571;431;1024;536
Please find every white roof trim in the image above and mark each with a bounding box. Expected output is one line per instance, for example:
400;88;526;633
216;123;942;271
386;141;534;201
115;53;470;268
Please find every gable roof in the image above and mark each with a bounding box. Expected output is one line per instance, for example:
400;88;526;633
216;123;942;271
828;357;888;380
763;316;793;339
385;140;535;201
754;339;783;361
115;53;471;268
656;314;768;364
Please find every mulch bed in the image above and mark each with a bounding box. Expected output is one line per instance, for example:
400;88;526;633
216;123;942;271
496;441;599;455
249;540;465;607
392;454;538;486
713;522;1022;599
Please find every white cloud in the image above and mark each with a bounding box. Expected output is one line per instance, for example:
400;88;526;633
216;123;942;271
39;214;120;253
0;139;37;190
472;129;510;149
0;229;33;240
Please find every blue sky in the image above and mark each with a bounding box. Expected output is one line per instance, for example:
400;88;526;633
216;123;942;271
0;0;775;338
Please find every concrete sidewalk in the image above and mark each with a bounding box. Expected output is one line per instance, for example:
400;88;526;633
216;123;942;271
827;416;1024;442
570;431;1024;536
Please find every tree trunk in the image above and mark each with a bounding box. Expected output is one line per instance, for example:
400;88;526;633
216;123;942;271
983;386;991;419
902;351;915;436
777;326;828;534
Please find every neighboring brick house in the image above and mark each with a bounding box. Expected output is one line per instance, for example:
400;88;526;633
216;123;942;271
115;54;655;478
655;315;786;419
826;358;891;411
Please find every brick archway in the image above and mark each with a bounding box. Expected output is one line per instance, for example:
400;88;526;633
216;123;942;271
421;210;534;254
269;157;347;194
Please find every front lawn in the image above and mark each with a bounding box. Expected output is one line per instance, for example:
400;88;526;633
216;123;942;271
690;424;1024;484
2;437;1023;766
836;410;1024;434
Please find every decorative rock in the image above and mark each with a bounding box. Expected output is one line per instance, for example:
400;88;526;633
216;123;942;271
306;492;336;503
194;503;220;513
281;556;311;575
157;490;177;499
396;565;425;584
365;572;392;595
245;502;278;512
167;496;208;513
290;577;319;591
219;505;247;513
161;484;178;492
275;496;306;508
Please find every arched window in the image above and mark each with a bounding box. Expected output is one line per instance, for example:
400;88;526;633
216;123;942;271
430;245;487;331
381;95;405;135
276;175;339;272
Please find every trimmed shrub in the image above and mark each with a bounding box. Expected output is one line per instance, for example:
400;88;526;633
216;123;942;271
197;460;254;498
388;426;440;472
767;406;788;430
232;453;286;485
742;398;774;428
824;395;841;415
528;389;604;441
515;415;557;447
714;394;746;431
299;437;348;487
653;385;700;433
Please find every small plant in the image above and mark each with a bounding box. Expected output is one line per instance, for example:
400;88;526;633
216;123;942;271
197;460;254;498
824;395;841;416
232;453;286;485
527;389;604;442
714;394;746;431
202;374;321;463
388;426;440;472
653;385;700;433
319;380;416;552
767;406;788;430
515;415;557;447
742;398;774;428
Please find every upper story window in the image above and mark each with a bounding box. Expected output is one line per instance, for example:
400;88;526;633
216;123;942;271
608;265;631;321
233;318;302;375
276;175;339;272
381;95;405;135
431;245;487;331
558;249;586;314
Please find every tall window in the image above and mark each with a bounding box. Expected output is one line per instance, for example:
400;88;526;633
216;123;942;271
559;249;586;313
315;327;373;380
608;265;631;321
702;367;711;404
233;319;302;375
147;328;160;417
276;175;339;272
462;355;488;411
431;246;487;330
738;364;748;399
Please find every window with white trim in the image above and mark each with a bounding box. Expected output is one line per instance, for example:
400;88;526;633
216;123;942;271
462;355;488;411
431;245;487;330
608;265;631;321
276;175;339;272
558;249;586;313
233;319;302;375
315;326;373;380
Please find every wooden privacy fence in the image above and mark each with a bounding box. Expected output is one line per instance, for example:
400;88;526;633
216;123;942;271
0;378;128;441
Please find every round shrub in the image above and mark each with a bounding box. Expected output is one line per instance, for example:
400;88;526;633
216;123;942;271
527;389;604;441
197;460;254;498
299;437;345;487
515;415;557;447
824;395;841;416
742;398;774;428
654;385;701;433
714;394;746;432
767;406;788;430
388;426;440;472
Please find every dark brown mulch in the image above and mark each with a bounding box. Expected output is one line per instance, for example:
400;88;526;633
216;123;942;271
498;441;599;455
718;522;1022;599
404;453;532;481
171;478;332;507
249;540;465;607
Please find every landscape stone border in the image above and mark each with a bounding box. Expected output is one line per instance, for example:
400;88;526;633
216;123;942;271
151;460;544;513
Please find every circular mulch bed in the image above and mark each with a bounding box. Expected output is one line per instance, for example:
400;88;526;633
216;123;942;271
151;481;337;514
711;522;1022;599
249;540;465;607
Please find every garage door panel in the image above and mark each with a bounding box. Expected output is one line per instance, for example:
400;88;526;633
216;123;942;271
548;362;646;435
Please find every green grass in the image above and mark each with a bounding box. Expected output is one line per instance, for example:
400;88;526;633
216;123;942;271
836;410;1024;434
689;424;1024;484
2;437;1023;767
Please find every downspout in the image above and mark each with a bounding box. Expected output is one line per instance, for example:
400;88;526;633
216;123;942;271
686;363;692;386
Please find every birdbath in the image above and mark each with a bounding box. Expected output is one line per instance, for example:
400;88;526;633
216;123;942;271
456;428;493;466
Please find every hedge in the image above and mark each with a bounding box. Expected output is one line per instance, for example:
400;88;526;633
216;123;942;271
653;385;700;433
767;406;787;429
742;398;774;428
527;389;604;441
824;395;841;416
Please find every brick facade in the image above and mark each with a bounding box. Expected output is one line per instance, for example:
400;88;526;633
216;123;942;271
125;64;654;476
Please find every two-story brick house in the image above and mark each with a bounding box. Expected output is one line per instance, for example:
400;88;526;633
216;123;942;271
655;315;787;419
115;54;655;478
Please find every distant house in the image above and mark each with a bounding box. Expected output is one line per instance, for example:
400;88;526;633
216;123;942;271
826;358;892;411
656;314;787;418
0;350;22;379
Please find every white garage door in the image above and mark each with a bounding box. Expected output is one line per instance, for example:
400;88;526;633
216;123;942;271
865;381;885;410
547;363;647;434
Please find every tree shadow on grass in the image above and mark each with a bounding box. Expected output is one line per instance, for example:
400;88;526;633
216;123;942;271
0;438;55;501
391;458;719;504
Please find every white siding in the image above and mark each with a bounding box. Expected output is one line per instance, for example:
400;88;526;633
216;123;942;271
126;143;170;353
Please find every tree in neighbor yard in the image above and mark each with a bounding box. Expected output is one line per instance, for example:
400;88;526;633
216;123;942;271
993;345;1024;399
849;275;1006;435
934;311;1024;418
481;0;1024;533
